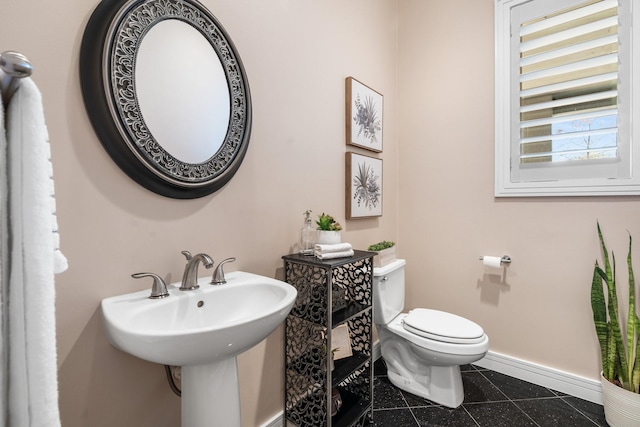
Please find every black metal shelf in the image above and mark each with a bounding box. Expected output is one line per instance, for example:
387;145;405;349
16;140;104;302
286;384;371;427
332;388;371;427
333;353;369;387
333;301;368;327
283;252;374;426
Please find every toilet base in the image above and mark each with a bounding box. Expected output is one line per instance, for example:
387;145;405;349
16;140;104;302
385;361;464;408
377;322;487;409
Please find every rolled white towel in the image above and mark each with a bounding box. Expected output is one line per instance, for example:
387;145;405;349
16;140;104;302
314;249;355;260
314;243;353;254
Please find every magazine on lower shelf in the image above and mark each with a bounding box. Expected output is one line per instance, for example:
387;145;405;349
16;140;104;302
331;324;352;360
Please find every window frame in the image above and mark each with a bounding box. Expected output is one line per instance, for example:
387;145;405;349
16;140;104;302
495;0;640;197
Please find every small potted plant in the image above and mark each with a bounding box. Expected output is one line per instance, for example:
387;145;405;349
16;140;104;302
316;213;342;244
368;240;396;267
591;223;640;427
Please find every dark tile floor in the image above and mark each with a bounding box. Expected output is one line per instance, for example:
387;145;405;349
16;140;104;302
372;359;608;427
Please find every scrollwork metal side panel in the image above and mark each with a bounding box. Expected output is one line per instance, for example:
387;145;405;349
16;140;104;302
285;316;326;384
285;261;329;324
332;257;372;308
285;317;328;426
348;311;372;356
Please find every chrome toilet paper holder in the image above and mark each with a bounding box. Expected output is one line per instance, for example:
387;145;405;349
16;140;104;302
479;255;511;265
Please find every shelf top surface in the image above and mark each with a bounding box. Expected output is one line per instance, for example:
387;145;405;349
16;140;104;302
283;250;375;267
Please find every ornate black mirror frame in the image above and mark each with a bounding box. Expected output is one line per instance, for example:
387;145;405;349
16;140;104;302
80;0;252;199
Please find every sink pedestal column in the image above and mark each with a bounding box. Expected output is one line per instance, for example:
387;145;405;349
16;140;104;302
181;357;241;427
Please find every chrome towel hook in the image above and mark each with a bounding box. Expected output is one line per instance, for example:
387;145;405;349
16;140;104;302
0;50;33;108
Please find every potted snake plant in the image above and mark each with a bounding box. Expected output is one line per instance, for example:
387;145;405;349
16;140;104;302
591;223;640;427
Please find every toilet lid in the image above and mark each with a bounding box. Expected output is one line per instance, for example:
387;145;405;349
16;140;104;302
402;309;486;344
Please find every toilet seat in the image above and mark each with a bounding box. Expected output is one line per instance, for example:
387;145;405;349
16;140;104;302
384;313;489;356
402;309;486;344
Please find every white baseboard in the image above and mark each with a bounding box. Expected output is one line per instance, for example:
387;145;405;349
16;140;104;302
261;342;602;427
373;341;602;404
474;350;603;404
373;338;381;361
260;411;284;427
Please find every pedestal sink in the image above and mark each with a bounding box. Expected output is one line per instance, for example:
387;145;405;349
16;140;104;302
101;271;297;427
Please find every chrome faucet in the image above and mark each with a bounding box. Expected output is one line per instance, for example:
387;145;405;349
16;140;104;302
211;257;236;285
131;272;169;299
180;251;213;290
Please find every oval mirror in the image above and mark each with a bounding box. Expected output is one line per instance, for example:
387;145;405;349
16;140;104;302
80;0;252;199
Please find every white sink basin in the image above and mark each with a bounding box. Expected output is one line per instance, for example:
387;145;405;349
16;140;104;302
101;271;297;366
102;270;297;426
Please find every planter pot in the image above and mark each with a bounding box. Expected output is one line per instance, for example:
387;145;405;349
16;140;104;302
317;230;341;245
373;246;396;268
601;372;640;427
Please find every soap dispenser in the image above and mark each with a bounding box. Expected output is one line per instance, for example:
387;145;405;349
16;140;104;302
299;210;315;255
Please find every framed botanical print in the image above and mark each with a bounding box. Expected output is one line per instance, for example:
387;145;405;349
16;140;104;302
346;152;382;219
346;77;383;153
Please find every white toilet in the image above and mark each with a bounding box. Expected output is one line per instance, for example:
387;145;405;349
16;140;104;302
373;259;489;408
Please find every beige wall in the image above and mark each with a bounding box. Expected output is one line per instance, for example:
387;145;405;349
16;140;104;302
397;0;640;383
1;1;398;426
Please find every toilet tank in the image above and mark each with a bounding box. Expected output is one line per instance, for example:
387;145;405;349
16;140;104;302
372;259;406;324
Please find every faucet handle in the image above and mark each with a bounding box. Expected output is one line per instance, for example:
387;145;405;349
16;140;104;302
181;250;192;261
211;257;236;285
132;272;169;299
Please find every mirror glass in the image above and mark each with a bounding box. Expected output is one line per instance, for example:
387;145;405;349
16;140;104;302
80;0;252;199
136;20;230;164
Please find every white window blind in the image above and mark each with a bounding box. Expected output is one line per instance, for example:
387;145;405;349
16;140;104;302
518;0;621;168
495;0;640;196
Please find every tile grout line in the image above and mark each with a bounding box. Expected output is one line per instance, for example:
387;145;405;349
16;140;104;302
407;408;421;427
460;405;482;427
399;388;422;427
560;396;604;426
476;369;511;401
476;364;601;427
476;369;543;427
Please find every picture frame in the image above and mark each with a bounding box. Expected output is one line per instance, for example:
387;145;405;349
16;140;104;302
346;77;383;153
346;152;383;219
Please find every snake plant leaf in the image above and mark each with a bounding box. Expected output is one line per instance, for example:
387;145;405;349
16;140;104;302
633;313;640;393
627;235;638;391
597;222;614;296
608;323;618;382
594;264;618;380
595;223;629;388
609;273;629;388
591;263;609;376
593;223;640;392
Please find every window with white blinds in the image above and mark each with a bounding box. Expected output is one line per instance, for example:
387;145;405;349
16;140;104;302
495;0;640;196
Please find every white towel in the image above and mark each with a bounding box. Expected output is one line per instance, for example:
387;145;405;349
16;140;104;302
314;250;355;260
0;84;8;424
314;242;353;254
6;77;62;427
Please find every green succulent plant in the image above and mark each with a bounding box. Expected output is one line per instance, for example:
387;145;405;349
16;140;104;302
368;241;395;251
591;222;640;393
316;213;342;231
